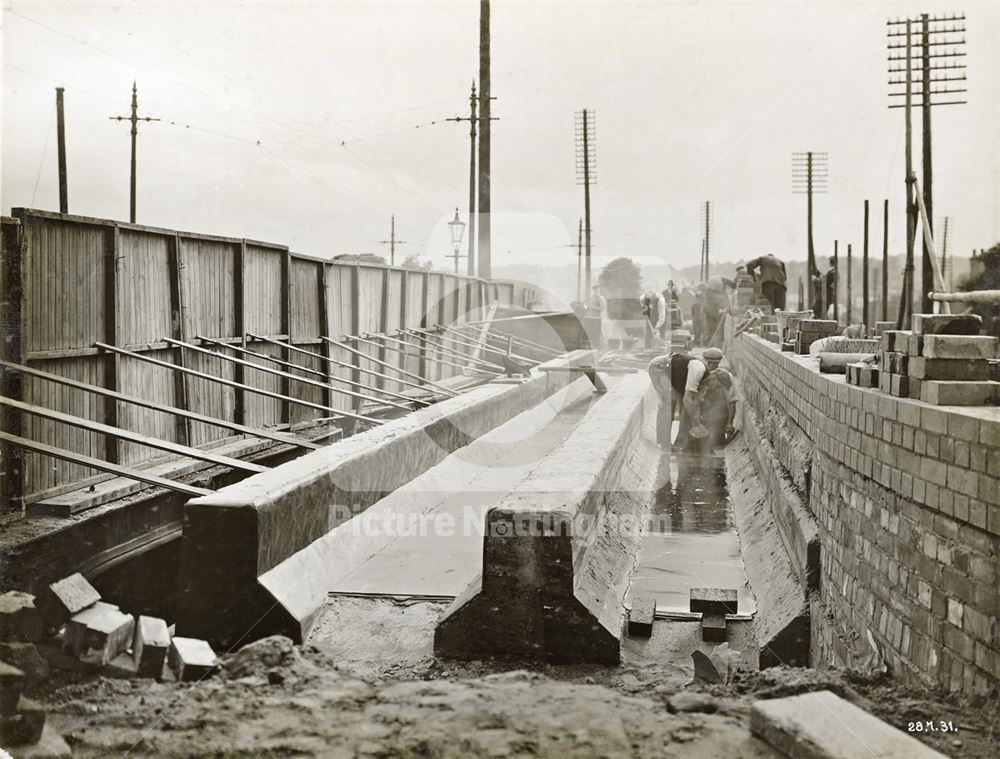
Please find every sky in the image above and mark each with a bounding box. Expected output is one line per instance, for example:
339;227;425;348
2;0;999;278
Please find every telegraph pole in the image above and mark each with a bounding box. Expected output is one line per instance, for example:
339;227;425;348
575;109;596;293
846;243;853;325
888;13;966;319
109;82;160;224
56;88;68;213
862;200;870;331
833;240;839;323
477;0;492;279
792;151;828;316
576;218;583;303
700;201;712;280
378;215;410;266
882;199;889;321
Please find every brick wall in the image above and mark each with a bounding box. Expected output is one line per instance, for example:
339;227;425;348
732;333;999;696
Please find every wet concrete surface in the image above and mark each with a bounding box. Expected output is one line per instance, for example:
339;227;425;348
626;431;757;618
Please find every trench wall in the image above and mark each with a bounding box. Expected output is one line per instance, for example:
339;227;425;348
731;333;1000;696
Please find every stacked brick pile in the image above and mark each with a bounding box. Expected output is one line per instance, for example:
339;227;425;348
845;360;879;388
794;319;838;353
875;314;1000;405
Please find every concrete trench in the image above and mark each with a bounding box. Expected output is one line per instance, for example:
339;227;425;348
172;347;811;675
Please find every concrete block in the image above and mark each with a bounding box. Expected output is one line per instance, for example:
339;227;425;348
701;613;727;642
35;573;100;627
690;588;738;615
132;615;170;679
168;637;218;681
912;313;983;336
920;334;999;360
907;357;990;381
0;696;45;747
920;381;1000;407
80;609;134;666
0;660;25;715
750;690;947;759
62;601;119;658
627;597;655;638
0;591;45;643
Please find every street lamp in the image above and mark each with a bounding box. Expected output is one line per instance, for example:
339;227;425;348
447;208;467;274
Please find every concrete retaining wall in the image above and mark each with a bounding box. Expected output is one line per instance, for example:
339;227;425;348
732;334;1000;695
434;373;659;663
175;350;597;648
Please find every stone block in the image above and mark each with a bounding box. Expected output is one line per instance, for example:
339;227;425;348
907;357;990;381
62;602;119;658
168;637;218;682
0;660;24;715
132;615;170;678
912;313;983;336
920;381;1000;407
627;597;655;638
35;573;100;627
0;696;45;747
701;613;727;642
0;592;45;643
750;690;947;759
690;588;738;615
80;609;134;666
920;335;999;360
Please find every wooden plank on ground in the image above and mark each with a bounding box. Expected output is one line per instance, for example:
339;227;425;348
750;690;947;759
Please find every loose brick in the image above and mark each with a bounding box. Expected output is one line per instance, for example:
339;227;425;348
690;588;738;615
0;592;44;643
701;613;727;642
133;615;171;678
920;335;999;360
168;637;218;682
911;313;983;336
36;573;100;627
908;357;991;381
920;381;1000;407
890;374;909;397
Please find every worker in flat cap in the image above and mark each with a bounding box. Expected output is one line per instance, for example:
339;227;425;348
647;347;731;452
697;348;737;447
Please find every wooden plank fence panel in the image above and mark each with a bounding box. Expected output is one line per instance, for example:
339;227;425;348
118;230;172;345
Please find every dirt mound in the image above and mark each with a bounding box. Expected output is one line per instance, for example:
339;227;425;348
224;635;301;681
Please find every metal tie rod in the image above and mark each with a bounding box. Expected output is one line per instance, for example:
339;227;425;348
455;326;558;362
0;358;320;451
455;324;561;357
366;332;498;376
165;337;412;414
194;336;415;412
391;329;505;372
246;333;454;400
0;396;267;474
95;342;383;425
438;325;541;366
0;430;212;498
400;327;509;371
324;335;470;392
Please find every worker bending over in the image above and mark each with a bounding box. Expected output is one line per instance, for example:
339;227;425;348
647;348;728;451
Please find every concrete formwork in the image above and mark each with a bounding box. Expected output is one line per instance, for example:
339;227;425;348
434;373;660;663
175;350;598;648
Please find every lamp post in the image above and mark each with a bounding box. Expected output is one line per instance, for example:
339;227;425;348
447;208;467;274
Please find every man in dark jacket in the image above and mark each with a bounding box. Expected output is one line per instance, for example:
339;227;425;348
647;349;726;450
746;253;787;311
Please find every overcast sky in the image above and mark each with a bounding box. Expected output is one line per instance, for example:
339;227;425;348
2;0;999;276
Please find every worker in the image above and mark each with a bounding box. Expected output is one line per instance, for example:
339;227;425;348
745;253;787;311
697;349;737;448
647;349;722;451
662;281;683;328
640;289;668;344
823;256;837;319
700;276;735;348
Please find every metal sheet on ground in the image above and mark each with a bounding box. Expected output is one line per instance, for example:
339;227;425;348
626;433;757;618
328;383;601;599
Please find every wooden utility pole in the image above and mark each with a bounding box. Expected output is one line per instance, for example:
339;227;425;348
833;240;839;323
792;151;828;316
882;199;889;321
862;200;870;330
378;215;410;266
576;218;583;303
846;243;853;326
702;201;711;280
581;110;594;292
920;13;933;314
56;88;68;213
477;0;492;279
109;82;160;224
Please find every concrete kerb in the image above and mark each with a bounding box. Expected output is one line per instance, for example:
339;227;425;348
434;373;659;664
174;350;598;649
